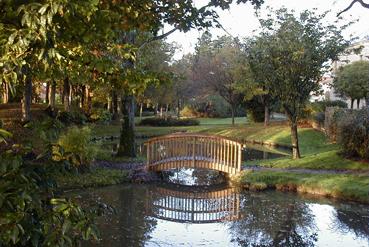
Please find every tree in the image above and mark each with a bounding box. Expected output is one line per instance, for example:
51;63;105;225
193;34;246;125
248;8;350;158
333;61;369;109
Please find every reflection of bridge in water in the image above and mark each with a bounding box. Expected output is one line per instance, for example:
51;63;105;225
147;186;241;224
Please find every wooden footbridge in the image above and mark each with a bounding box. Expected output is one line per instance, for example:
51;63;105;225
148;186;240;224
145;133;243;175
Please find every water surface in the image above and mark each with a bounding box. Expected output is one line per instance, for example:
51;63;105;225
76;184;369;247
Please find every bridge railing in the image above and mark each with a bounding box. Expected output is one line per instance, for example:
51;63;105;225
145;133;242;174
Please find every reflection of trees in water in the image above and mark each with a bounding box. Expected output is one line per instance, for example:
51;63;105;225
333;204;369;242
229;192;317;247
86;185;157;247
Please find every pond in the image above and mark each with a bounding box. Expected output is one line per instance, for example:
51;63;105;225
75;183;369;247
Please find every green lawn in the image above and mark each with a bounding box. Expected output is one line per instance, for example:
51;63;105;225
91;117;369;171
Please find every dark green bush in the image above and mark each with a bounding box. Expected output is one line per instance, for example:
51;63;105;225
337;108;369;159
57;110;88;125
0;134;100;247
314;112;325;126
139;117;200;126
89;108;112;124
311;100;348;113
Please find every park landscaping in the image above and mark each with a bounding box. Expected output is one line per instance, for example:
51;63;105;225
1;1;369;246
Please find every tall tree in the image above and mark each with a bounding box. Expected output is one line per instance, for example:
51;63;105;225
193;34;246;125
249;8;350;158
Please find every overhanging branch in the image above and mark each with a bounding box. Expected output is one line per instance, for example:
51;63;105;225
138;27;178;51
337;0;369;16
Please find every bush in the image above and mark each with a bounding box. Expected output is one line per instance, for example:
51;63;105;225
311;100;348;113
180;106;201;118
0;137;99;246
139;117;200;126
337;108;369;159
57;110;88;125
89;108;112;124
57;126;97;167
314;112;325;126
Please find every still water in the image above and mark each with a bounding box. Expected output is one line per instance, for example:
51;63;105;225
76;182;369;247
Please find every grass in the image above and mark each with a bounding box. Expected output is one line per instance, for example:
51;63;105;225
51;168;130;190
238;170;369;203
91;118;369;171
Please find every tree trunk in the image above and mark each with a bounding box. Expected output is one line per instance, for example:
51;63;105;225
290;121;301;159
357;98;361;109
139;102;143;121
366;97;369;108
231;105;235;126
63;77;71;111
264;105;270;127
108;91;113;112
117;94;136;157
160;106;163;118
177;99;180;118
112;91;118;119
351;98;354;109
22;74;32;122
45;82;49;104
49;80;56;111
84;85;91;114
2;83;9;103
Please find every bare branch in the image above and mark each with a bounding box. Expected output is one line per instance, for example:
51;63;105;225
337;0;369;17
138;28;178;51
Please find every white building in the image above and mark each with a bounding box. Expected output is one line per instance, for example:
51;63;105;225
313;38;369;109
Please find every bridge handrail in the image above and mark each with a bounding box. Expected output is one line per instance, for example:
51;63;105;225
145;133;242;174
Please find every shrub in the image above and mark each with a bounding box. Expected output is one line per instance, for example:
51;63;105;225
180;106;201;118
337;108;369;160
311;100;348;113
89;108;112;124
314;112;325;126
57;110;88;125
139;117;200;126
57;126;97;167
244;97;265;123
0;138;99;246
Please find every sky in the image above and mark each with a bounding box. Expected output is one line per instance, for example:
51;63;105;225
166;0;369;60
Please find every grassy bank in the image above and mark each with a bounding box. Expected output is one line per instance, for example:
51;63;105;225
237;170;369;204
51;168;130;190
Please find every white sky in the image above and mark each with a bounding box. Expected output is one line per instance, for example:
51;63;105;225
166;0;369;60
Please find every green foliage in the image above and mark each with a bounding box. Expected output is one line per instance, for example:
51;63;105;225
245;97;265;123
0;145;99;247
139;117;200;127
56;126;97;168
311;100;348;112
89;108;112;124
337;108;369;159
52;168;129;190
246;8;350;158
57;110;88;125
333;61;369;103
